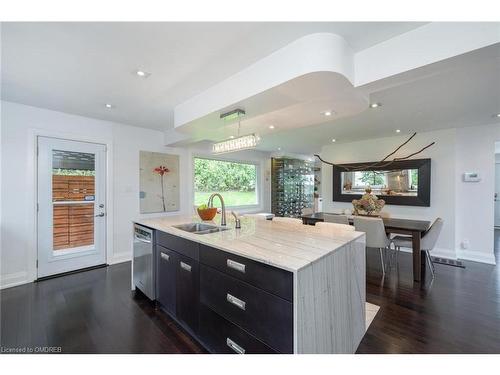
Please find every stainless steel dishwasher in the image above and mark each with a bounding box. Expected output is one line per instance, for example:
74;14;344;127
133;224;155;300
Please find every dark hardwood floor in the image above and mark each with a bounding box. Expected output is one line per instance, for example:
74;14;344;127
357;232;500;353
0;263;205;354
1;233;499;354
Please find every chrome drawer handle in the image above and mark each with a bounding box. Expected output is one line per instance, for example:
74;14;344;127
160;252;170;261
227;259;246;273
226;293;246;311
180;261;192;272
226;337;245;354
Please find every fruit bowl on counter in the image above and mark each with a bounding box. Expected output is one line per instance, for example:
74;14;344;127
197;204;218;221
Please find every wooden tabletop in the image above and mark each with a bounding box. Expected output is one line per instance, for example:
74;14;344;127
301;212;430;232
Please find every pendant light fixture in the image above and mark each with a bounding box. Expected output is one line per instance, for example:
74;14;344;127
212;108;260;154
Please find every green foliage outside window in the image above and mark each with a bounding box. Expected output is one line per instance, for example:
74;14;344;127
411;169;419;187
359;171;385;186
194;158;256;192
194;158;257;207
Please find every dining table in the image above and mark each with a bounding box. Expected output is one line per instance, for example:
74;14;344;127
301;212;431;282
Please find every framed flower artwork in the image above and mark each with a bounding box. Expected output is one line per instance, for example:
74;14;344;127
139;151;180;214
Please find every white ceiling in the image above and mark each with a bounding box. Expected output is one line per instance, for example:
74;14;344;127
256;44;500;153
1;22;426;130
3;22;498;155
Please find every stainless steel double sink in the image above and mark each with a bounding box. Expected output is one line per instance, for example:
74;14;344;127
173;223;230;235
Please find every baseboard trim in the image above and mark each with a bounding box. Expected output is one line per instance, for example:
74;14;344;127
457;249;496;265
108;252;131;265
396;246;496;265
397;246;457;260
429;247;458;260
0;271;30;290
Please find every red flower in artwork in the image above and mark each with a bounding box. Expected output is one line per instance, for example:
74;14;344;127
153;166;170;176
153;166;170;212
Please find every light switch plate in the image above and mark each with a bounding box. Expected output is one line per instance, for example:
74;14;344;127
463;172;481;182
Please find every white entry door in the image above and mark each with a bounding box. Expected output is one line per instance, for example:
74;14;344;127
37;137;107;278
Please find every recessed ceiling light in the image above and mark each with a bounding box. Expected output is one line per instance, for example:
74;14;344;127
105;103;114;109
331;138;336;142
229;135;235;139
396;129;401;133
269;125;275;129
135;69;151;78
495;113;500;118
278;147;281;151
322;110;334;116
370;103;382;109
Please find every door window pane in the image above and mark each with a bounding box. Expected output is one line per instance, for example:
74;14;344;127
52;150;95;251
193;157;258;207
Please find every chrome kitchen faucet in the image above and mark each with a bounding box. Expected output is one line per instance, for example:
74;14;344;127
207;193;226;226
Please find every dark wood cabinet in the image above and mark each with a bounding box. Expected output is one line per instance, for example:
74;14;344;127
156;231;199;260
200;265;293;353
175;253;200;334
200;304;277;354
199;244;293;301
156;245;177;317
152;228;294;354
155;233;200;335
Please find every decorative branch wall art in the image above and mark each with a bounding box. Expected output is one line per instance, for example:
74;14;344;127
314;132;435;172
139;151;180;214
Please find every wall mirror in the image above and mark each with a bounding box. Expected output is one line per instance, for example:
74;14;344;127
333;158;431;206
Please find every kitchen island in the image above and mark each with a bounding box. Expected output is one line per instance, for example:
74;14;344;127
133;215;366;354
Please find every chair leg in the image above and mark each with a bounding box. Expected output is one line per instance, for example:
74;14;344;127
425;251;435;278
388;241;395;267
379;247;386;275
429;251;435;273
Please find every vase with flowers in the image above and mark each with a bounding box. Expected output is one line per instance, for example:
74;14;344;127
352;188;385;216
153;165;170;212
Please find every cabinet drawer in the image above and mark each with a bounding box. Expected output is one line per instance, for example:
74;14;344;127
199;244;293;302
176;253;200;334
156;245;177;317
156;231;199;260
200;265;293;353
200;304;277;354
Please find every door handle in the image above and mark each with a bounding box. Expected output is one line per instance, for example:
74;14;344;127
95;212;105;217
226;293;246;310
134;236;151;244
180;261;192;272
226;338;245;354
160;252;170;261
227;259;246;273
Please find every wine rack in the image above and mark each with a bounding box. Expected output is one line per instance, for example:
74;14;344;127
271;158;315;218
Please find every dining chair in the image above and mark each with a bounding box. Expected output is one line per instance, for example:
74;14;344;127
316;221;355;235
273;217;303;225
353;216;392;275
323;213;350;225
392;218;444;278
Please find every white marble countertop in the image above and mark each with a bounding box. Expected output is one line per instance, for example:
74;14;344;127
134;214;364;272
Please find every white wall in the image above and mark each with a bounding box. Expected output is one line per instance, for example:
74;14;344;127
454;125;499;264
0;101;273;289
321;129;456;258
0;101;190;288
320;125;498;264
